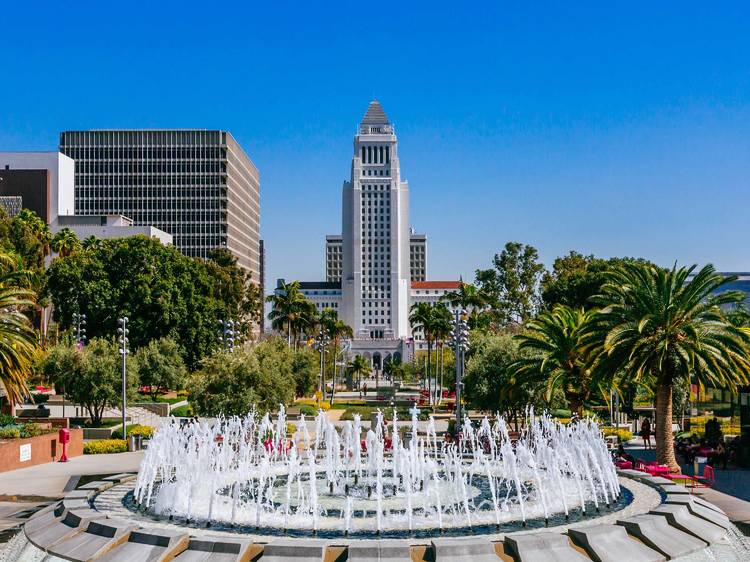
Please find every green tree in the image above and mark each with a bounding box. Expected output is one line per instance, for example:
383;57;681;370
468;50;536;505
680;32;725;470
189;338;301;416
0;253;39;405
134;337;187;400
291;345;319;397
82;235;103;251
347;355;371;391
318;309;353;404
475;241;544;326
540;251;652;310
464;332;543;429
43;338;140;426
51;228;81;258
44;235;252;369
409;302;444;403
589;263;750;471
267;280;317;346
513;305;596;418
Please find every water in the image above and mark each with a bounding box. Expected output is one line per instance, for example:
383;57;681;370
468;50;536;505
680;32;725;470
133;408;624;536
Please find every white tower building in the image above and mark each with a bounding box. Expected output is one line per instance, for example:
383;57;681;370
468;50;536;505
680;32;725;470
341;101;411;342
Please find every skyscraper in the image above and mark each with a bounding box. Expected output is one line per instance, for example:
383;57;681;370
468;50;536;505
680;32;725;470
284;102;458;366
341;101;410;341
59;130;261;278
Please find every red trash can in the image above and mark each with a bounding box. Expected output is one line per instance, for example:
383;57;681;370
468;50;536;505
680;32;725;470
58;428;70;462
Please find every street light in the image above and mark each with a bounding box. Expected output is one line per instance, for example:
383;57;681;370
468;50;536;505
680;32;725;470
218;319;236;352
313;329;330;401
117;317;129;439
72;313;86;346
451;309;470;436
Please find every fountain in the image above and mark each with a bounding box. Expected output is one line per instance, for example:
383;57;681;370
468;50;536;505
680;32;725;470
131;407;622;537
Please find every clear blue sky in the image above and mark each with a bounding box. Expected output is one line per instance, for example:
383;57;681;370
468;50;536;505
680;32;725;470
2;2;750;291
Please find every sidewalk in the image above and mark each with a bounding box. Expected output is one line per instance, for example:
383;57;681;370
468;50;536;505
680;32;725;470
625;438;750;526
0;452;143;500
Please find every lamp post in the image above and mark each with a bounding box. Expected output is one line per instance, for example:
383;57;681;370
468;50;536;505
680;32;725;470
218;319;236;352
314;329;330;401
117;317;129;439
451;309;469;436
67;312;86;420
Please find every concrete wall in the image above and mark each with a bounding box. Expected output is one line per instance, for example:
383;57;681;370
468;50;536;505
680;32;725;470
0;428;82;472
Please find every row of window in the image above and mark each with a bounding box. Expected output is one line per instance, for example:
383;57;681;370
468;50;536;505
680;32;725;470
360;145;390;165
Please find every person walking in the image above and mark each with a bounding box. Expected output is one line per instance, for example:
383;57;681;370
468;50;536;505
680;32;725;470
641;417;652;449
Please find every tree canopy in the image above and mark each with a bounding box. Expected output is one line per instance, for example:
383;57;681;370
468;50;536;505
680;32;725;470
44;235;261;369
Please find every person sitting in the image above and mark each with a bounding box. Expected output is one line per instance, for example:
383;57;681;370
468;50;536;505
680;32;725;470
712;441;728;470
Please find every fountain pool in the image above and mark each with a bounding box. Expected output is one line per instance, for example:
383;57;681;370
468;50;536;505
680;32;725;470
133;407;623;537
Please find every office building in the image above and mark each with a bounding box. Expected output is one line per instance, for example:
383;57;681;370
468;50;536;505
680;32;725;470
0;152;75;223
59;130;261;281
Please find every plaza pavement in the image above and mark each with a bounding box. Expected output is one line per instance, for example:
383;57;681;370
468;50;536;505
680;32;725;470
0;451;144;500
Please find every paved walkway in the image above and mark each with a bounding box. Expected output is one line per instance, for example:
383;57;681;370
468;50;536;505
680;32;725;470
0;452;143;500
625;438;750;526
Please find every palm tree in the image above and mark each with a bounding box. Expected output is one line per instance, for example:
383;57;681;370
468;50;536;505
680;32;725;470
431;304;453;404
410;302;438;403
442;280;493;332
82;235;103;251
266;280;310;345
347;355;371;394
513;305;595;419
0;253;39;406
319;309;353;404
588;263;750;472
51;228;81;258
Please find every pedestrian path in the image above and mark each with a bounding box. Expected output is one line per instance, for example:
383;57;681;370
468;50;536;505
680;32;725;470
0;452;143;500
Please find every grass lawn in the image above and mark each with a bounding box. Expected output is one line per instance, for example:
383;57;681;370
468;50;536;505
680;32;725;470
136;393;185;405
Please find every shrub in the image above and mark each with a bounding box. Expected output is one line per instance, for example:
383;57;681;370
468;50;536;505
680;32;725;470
299;404;317;417
32;394;50;404
111;424;154;440
0;414;14;427
296;398;330;411
20;424;48;438
0;428;20;439
602;427;633;443
170;404;193;417
286;422;296;435
84;439;128;454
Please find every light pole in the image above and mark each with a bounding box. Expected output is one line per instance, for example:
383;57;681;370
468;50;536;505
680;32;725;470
117;317;129;440
68;312;86;420
314;329;330;401
218;319;236;352
451;309;469;436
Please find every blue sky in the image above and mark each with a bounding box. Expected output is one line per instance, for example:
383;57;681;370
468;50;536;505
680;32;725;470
2;2;750;290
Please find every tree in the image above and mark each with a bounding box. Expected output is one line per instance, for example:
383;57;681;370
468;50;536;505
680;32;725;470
43;338;140;426
189;338;303;416
291;345;319;397
464;332;543;429
588;263;750;472
134;337;187;400
51;228;81;258
475;241;544;326
267;280;316;346
347;355;371;391
0;253;39;405
513;305;596;418
541;251;652;310
44;235;253;369
82;235;103;251
409;302;442;403
318;309;353;404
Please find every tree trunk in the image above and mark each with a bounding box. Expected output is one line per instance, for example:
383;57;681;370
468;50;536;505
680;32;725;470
427;341;432;406
656;382;680;472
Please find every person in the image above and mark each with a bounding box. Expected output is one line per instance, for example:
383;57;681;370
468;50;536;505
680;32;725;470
363;382;368;397
641;418;652;449
616;443;634;465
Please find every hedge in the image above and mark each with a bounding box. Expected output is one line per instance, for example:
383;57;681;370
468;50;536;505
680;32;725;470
84;439;128;454
111;424;154;440
0;428;20;439
602;427;634;443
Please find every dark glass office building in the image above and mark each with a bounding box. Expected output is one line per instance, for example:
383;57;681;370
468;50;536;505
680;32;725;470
59;130;260;277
